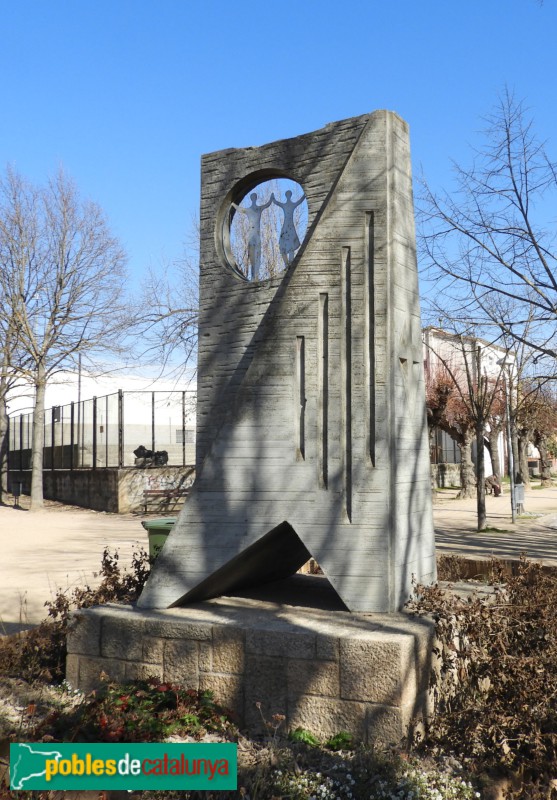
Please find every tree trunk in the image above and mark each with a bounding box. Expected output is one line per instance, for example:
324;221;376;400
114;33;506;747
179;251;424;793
534;431;553;487
517;431;531;488
0;357;10;502
457;428;476;499
484;435;493;469
30;368;46;511
476;419;487;530
488;422;503;478
428;425;439;491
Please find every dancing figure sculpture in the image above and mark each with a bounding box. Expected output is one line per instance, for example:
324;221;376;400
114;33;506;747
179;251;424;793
232;192;274;280
274;190;306;266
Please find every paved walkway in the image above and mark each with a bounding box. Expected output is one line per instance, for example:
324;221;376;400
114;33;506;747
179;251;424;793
1;484;556;633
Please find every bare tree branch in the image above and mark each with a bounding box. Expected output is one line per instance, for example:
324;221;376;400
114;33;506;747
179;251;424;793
419;90;557;365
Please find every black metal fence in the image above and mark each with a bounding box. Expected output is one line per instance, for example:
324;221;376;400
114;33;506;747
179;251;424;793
8;390;196;470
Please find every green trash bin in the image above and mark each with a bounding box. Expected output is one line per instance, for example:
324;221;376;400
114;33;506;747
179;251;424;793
141;517;178;558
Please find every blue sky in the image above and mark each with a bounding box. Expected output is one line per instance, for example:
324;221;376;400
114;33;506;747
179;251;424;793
2;0;556;292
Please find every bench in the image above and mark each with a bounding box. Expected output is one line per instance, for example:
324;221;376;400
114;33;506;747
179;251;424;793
143;488;189;513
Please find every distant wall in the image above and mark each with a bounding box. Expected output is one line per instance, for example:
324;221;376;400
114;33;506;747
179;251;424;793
8;466;195;514
432;463;461;488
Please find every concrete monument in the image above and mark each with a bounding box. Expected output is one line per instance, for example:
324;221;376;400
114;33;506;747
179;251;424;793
138;110;436;613
68;112;436;742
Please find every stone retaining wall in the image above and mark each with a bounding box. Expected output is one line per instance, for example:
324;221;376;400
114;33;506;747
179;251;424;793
432;463;461;488
8;466;195;513
67;599;434;744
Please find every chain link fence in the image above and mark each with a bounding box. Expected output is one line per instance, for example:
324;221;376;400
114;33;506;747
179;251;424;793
8;390;196;470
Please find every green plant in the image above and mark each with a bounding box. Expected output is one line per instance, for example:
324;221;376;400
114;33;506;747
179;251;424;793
289;727;320;746
269;747;479;800
0;682;483;800
34;679;233;743
325;731;354;751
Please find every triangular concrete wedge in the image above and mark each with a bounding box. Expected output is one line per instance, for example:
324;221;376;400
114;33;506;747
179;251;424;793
161;522;311;607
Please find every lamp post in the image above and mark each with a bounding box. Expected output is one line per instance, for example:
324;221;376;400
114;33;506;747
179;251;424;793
504;371;516;523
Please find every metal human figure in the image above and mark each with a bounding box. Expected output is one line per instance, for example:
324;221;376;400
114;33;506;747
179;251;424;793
273;190;306;267
232;192;274;280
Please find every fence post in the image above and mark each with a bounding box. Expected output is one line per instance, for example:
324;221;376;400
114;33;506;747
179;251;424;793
19;413;23;471
70;402;75;471
182;391;186;466
51;406;55;471
60;405;64;465
118;390;124;468
151;392;155;454
92;396;97;469
77;398;81;468
5;414;9;489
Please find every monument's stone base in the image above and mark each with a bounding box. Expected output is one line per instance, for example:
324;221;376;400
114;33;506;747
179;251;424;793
66;577;434;745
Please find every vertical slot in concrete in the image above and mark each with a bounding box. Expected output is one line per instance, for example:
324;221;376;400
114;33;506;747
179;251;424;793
296;336;306;460
318;292;329;488
341;247;352;522
364;211;376;468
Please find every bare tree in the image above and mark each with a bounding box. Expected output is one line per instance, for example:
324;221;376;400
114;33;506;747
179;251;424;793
0;167;128;510
518;380;557;486
0;169;41;503
420;90;557;365
137;215;199;383
0;316;29;502
425;329;509;530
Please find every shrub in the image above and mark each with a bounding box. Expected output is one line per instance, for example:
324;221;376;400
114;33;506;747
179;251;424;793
35;678;233;743
325;731;354;751
0;547;150;683
410;557;557;796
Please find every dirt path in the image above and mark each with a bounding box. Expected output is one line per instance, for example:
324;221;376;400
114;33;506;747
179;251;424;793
0;497;148;632
434;484;557;564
